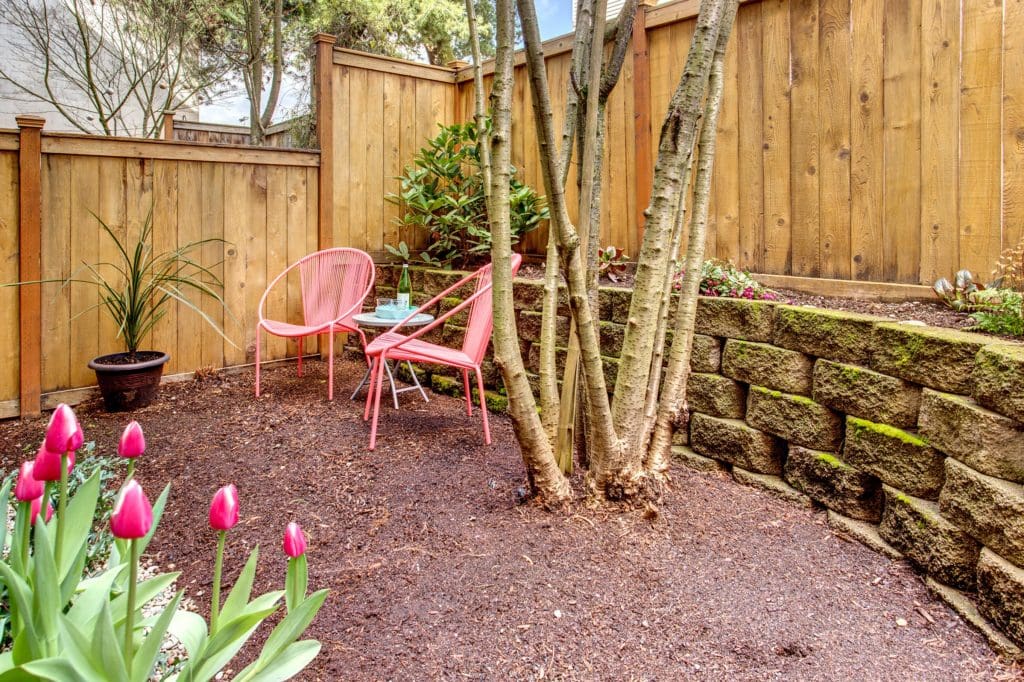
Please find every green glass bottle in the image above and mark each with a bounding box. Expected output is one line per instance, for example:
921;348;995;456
397;263;411;309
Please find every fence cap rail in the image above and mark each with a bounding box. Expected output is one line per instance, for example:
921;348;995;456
333;48;459;84
38;131;320;167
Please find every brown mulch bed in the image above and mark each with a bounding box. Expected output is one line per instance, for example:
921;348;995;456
1;361;1021;680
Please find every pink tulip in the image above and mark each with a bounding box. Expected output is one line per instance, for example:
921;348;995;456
110;480;153;539
283;522;307;558
209;485;239;531
44;403;79;454
69;422;84;452
14;461;44;502
29;495;53;526
118;421;146;458
32;442;74;482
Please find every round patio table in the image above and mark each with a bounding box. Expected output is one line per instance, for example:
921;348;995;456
351;311;434;409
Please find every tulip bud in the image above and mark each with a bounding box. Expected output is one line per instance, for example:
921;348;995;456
69;422;84;452
14;461;44;502
209;484;239;531
44;403;79;453
118;421;146;458
29;495;54;526
110;480;153;539
32;442;73;482
283;522;307;558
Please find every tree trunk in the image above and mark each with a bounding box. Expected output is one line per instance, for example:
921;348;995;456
487;0;572;506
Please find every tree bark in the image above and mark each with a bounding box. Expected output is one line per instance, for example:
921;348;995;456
488;0;572;506
647;0;739;468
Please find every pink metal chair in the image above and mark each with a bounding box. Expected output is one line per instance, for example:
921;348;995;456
363;254;523;450
256;247;375;400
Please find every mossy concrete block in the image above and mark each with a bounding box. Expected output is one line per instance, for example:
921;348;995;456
974;344;1024;423
422;268;465;296
842;416;945;498
722;339;814;395
918;389;1024;484
671;426;689;446
827;511;904;561
688;373;747;419
672;445;726;473
783;446;882;522
977;548;1024;648
518;311;570;345
430;373;463;398
745;386;844;451
600;321;626;357
599;286;633;324
939;458;1024;567
773;305;882;365
691;334;722;373
732;467;814;508
512;278;567;313
925;577;1024;661
879;486;981;590
438;296;470;326
695;297;776;342
812;360;921;428
689;413;785;475
870;322;993;394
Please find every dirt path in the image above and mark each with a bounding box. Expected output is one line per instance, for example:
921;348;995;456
1;360;1019;680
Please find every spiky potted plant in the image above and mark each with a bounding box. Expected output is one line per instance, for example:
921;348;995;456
75;210;233;410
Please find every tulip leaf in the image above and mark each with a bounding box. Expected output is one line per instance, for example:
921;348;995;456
65;564;120;630
59;470;101;581
131;591;182;682
94;601;128;682
30;520;61;658
0;561;39;659
0;479;11;558
218;546;259;625
10;502;29;575
236;640;322;682
109;572;181;627
59;613;105;676
167;610;208;662
20;657;94;682
245;589;328;676
285;555;307;613
185;605;278;682
136;484;170;559
59;546;89;605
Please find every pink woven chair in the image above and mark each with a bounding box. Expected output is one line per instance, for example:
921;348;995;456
256;247;375;400
363;254;523;450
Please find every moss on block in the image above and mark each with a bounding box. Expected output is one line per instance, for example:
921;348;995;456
939;458;1024;568
918;389;1024;484
600;321;626;358
671;445;727;473
784;446;883;522
745;386;844;451
722;339;814;395
925;578;1024;661
689;412;785;475
599;286;633;324
518;311;570;345
437;296;470;326
512;278;567;313
688;373;748;419
812;360;921;428
974;344;1024;423
430;374;463;398
977;548;1024;648
841;416;945;499
870;322;993;394
695;297;776;342
773;305;882;365
732;467;814;508
691;334;722;373
422;268;465;296
827;511;904;561
879;486;981;590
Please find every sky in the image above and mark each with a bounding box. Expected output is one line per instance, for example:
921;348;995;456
200;2;576;126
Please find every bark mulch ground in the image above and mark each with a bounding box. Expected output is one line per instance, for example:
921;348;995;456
1;360;1021;681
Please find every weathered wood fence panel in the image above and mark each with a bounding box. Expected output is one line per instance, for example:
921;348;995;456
3;126;320;417
317;0;1021;283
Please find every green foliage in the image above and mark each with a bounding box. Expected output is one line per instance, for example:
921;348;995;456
598;246;629;283
990;236;1024;292
385;241;411;263
387;120;548;269
933;270;985;311
674;259;780;301
967;289;1024;337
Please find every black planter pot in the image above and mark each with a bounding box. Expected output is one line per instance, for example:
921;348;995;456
88;351;170;411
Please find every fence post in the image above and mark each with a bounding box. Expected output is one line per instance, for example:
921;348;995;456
162;110;176;140
16;115;44;418
632;0;656;244
313;33;336;250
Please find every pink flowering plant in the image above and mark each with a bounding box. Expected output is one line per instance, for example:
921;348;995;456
674;258;781;301
0;404;327;681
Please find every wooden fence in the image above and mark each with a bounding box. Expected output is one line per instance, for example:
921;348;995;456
0;121;319;417
164;116;308;149
316;0;1024;285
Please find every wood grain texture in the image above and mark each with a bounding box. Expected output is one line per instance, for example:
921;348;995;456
1003;0;1024;254
850;0;884;281
761;0;792;275
0;151;19;404
789;0;820;276
817;0;851;279
736;3;764;271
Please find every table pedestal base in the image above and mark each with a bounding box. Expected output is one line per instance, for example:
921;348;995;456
351;359;430;409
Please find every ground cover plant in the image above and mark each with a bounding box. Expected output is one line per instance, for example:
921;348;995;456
0;404;326;680
933;270;1023;337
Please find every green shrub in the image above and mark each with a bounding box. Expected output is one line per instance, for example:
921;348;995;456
968;289;1023;337
387;120;547;269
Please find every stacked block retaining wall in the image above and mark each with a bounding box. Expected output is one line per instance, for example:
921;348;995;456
351;266;1024;654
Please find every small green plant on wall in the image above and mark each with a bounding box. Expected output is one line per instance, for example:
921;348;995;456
386;119;548;269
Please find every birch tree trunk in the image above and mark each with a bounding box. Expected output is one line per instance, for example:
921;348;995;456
486;0;572;505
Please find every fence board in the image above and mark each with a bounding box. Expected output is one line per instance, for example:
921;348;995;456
737;3;764;271
0;152;18;402
1007;0;1024;256
817;0;851;279
761;0;792;274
